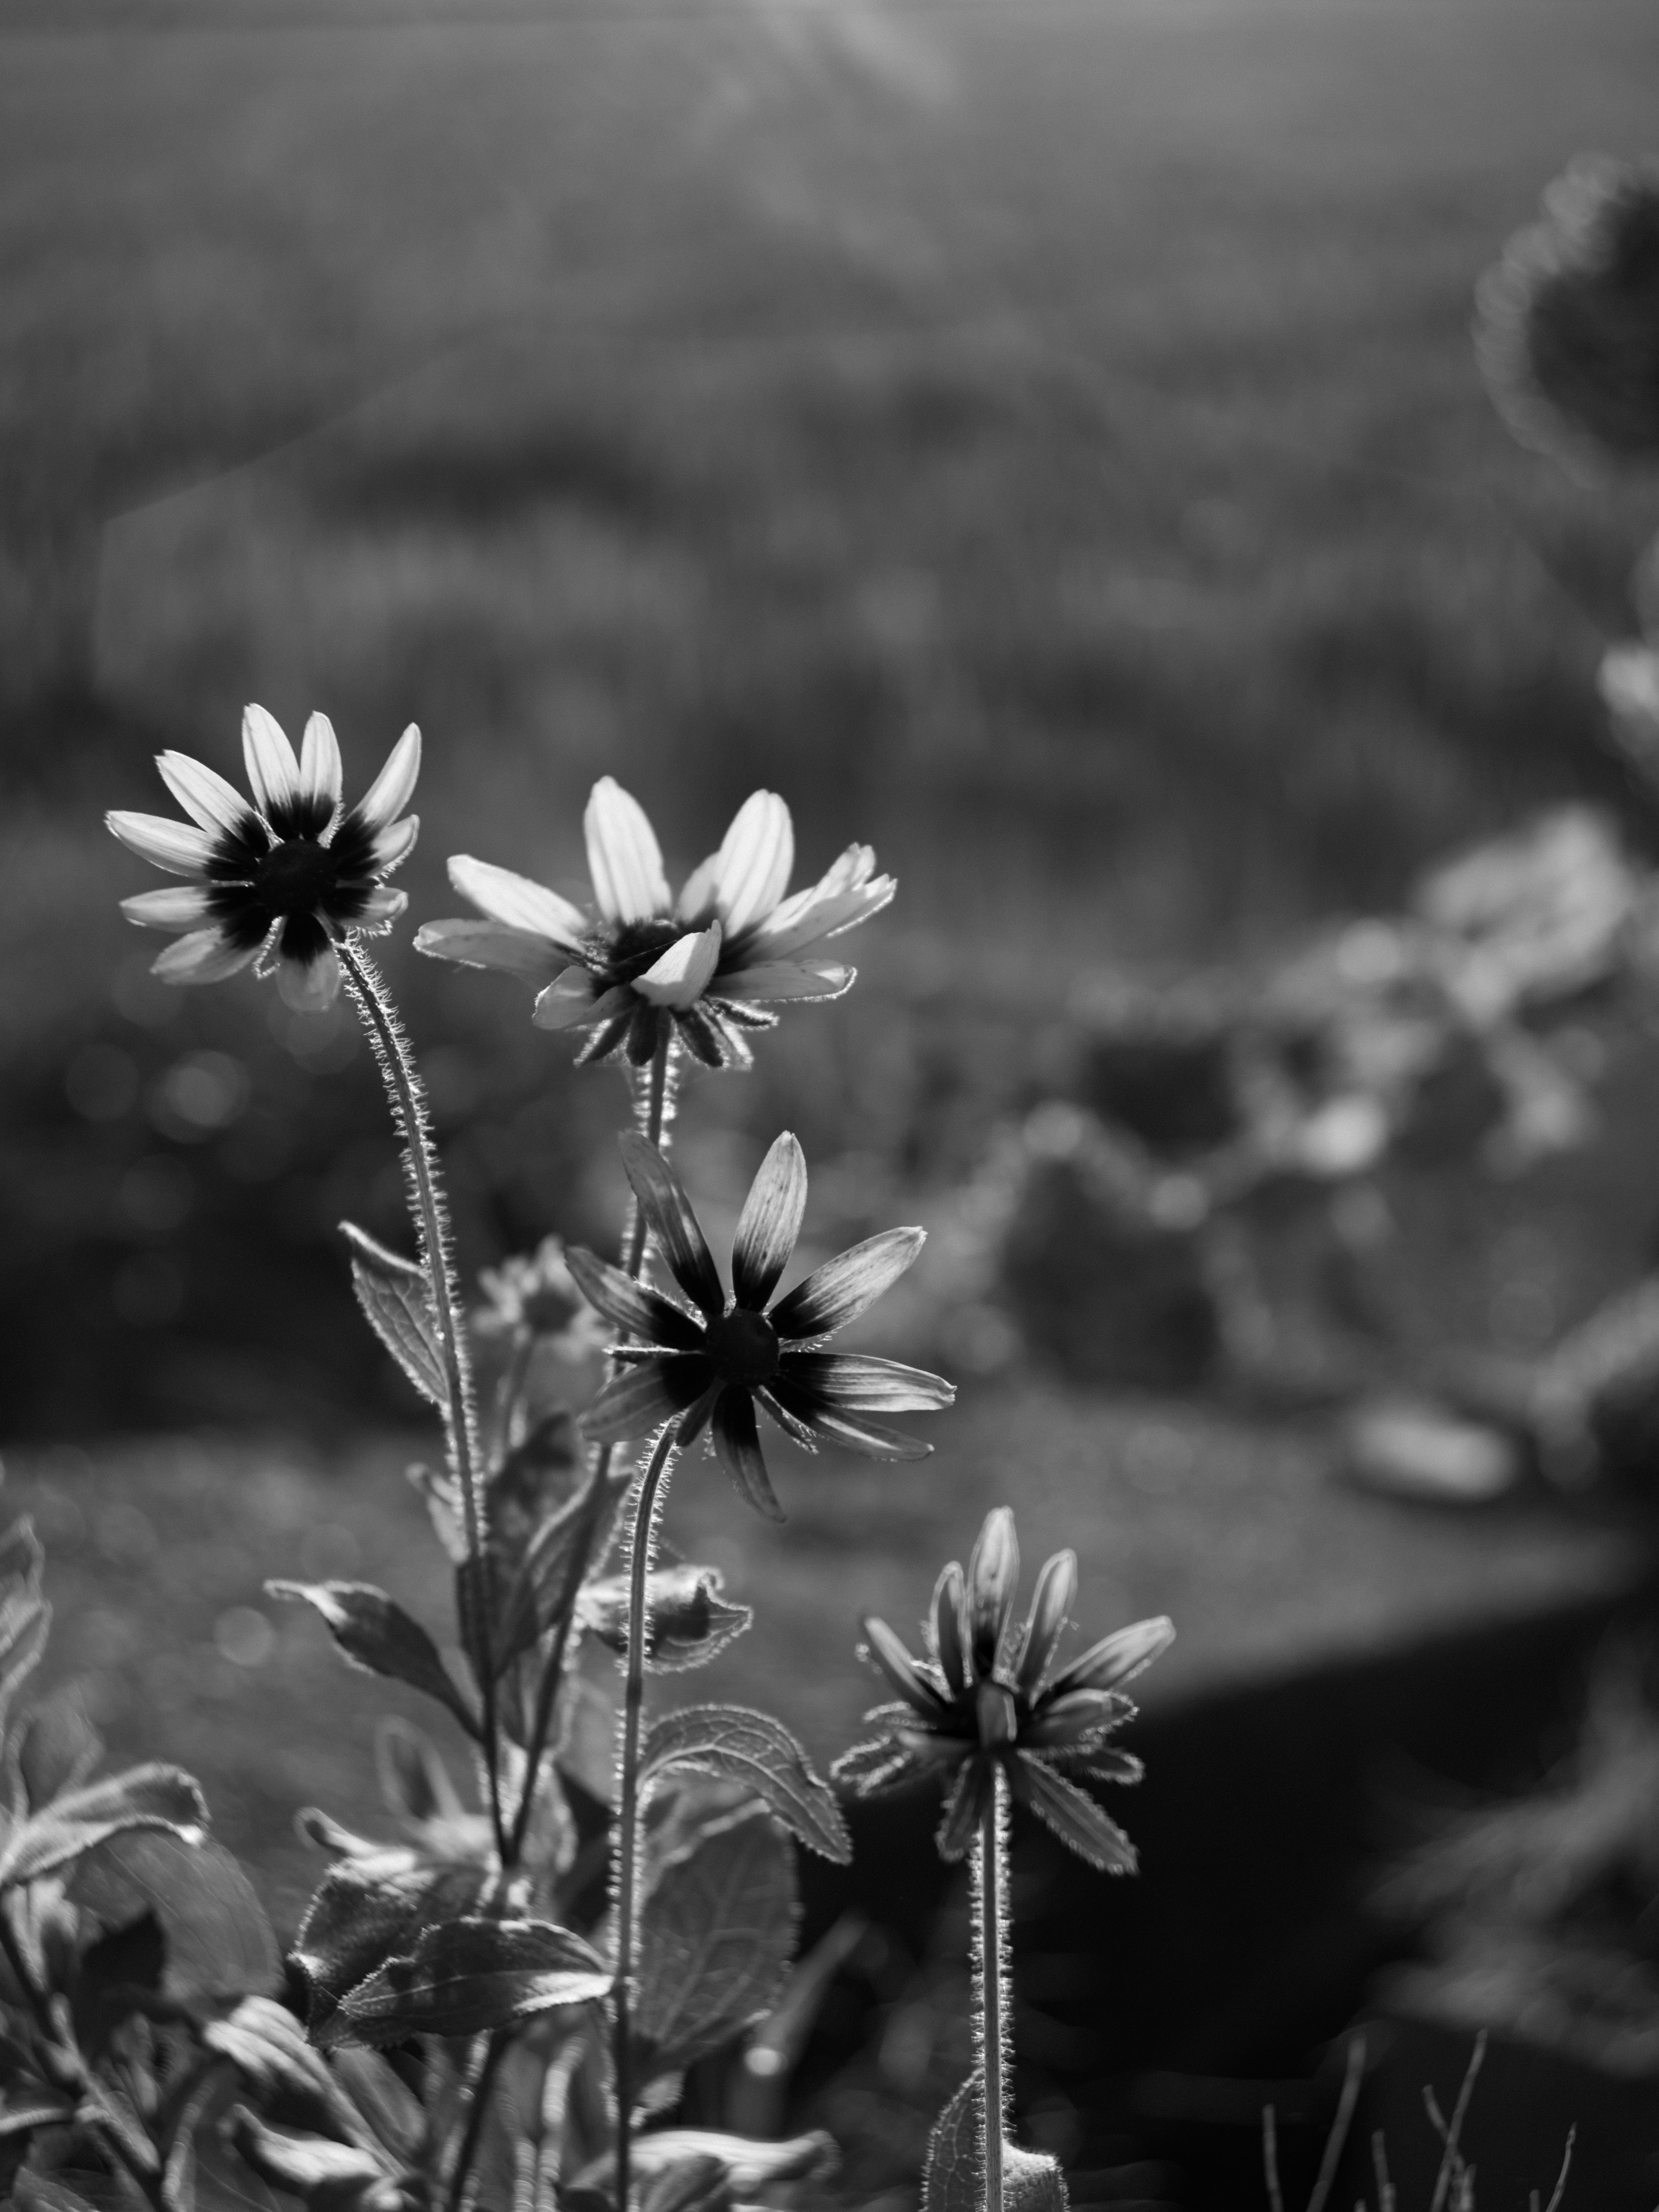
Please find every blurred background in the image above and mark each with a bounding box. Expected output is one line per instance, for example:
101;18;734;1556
6;0;1659;2201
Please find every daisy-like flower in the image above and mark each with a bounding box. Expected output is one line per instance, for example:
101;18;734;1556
833;1510;1174;1870
415;779;894;1068
565;1131;954;1521
107;707;421;1013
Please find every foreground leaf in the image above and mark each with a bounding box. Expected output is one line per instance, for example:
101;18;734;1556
328;1916;610;2046
633;1808;797;2082
642;1706;851;1863
293;1858;489;2036
69;1829;281;2002
923;2079;1070;2212
341;1221;445;1409
0;1765;206;1890
267;1583;479;1738
228;2108;403;2211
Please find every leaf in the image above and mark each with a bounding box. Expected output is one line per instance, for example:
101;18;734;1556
13;2177;106;2212
292;1858;490;2035
14;1688;103;1812
226;2109;399;2211
405;1462;466;1564
0;1765;206;1890
626;2130;837;2197
642;1706;851;1863
580;1566;754;1673
492;1442;623;1675
340;1220;446;1408
488;1412;586;1551
375;1717;465;1830
633;1807;798;2082
923;2079;1071;2212
267;1582;479;1738
0;2092;76;2135
328;1916;610;2047
68;1830;282;2002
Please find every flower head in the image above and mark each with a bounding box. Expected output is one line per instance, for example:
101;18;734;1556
107;708;421;1013
415;779;895;1068
833;1510;1173;1870
566;1131;954;1520
474;1236;603;1355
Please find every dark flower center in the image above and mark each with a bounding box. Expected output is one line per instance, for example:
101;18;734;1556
205;810;381;963
703;1307;781;1388
587;918;692;987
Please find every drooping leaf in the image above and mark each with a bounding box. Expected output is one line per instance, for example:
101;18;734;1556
581;1567;754;1674
14;1687;102;1812
328;1916;610;2047
340;1221;446;1409
641;1706;851;1863
69;1830;281;2002
266;1582;479;1739
292;1858;490;2036
0;1765;206;1890
923;2079;1071;2212
633;1808;798;2082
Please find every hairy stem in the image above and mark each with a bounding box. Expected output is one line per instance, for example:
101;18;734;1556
337;938;506;1862
612;1421;679;2212
974;1767;1010;2212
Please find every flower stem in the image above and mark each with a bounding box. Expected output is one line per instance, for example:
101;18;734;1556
445;2027;512;2212
974;1767;1010;2212
612;1419;679;2212
336;938;507;1862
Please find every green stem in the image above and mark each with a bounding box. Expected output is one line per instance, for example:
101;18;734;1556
975;1767;1009;2212
337;938;507;1863
612;1421;679;2212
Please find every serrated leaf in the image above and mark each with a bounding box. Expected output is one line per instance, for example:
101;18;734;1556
0;1764;206;1890
69;1830;281;2002
633;1808;798;2083
330;1916;610;2047
292;1858;490;2036
923;2079;1071;2212
581;1567;754;1674
341;1221;446;1408
267;1582;479;1738
642;1706;851;1864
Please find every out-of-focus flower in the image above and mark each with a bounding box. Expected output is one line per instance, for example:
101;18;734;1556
1476;155;1659;474
833;1509;1172;1868
567;1131;953;1520
107;709;420;1013
474;1236;604;1357
415;780;894;1068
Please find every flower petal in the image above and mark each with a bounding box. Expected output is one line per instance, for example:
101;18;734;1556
563;1246;706;1350
633;924;722;1010
766;1383;933;1462
930;1562;968;1695
581;1355;713;1445
750;845;896;958
151;928;262;986
685;790;795;937
1022;1689;1132;1751
447;856;589;949
712;1388;784;1522
731;1132;807;1309
107;810;216;877
716;960;853;1007
368;816;419;874
617;1134;725;1317
861;1618;946;1716
355;887;408;929
966;1510;1020;1681
357;725;422;834
299;712;344;814
831;1738;930;1798
1017;1550;1077;1694
1047;1616;1176;1700
935;1761;991;1863
769;1227;926;1341
278;948;343;1012
157;751;257;839
1050;1743;1144;1789
241;705;301;817
1009;1758;1137;1874
778;1351;955;1413
120;886;212;932
533;969;615;1028
584;778;670;925
417;919;571;989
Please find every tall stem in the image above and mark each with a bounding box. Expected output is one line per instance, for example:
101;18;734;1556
611;1421;679;2212
974;1767;1010;2212
337;938;507;1862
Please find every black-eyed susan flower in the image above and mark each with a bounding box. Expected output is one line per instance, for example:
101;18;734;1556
833;1509;1173;1869
414;779;894;1068
107;708;420;1014
565;1131;954;1521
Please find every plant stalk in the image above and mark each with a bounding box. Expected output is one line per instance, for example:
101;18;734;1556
445;2028;513;2212
975;1766;1010;2212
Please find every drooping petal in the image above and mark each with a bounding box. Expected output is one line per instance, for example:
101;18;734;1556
769;1227;926;1341
861;1618;947;1716
715;960;854;1007
634;924;722;1009
447;856;589;949
120;885;212;932
107;810;216;877
278;948;343;1012
581;1355;714;1444
751;1386;820;1451
151;928;263;986
712;1389;784;1522
299;712;344;814
157;751;257;839
779;1351;955;1413
584;778;671;925
767;1386;934;1462
731;1131;807;1310
1022;1689;1133;1751
749;845;896;958
1009;1758;1137;1875
1047;1616;1176;1700
1017;1550;1077;1694
688;790;795;938
966;1510;1020;1681
356;887;408;929
930;1563;968;1695
417;919;571;988
616;1134;725;1317
241;706;302;817
563;1247;706;1350
368;816;419;874
357;726;422;833
935;1761;992;1863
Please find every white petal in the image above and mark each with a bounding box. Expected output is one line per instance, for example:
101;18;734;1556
151;928;262;986
719;959;853;1004
584;778;670;925
533;969;625;1031
679;790;794;936
241;706;301;817
157;751;256;839
299;712;344;812
278;948;344;1011
416;918;569;986
106;810;215;877
357;725;422;834
752;860;896;959
121;886;212;932
448;855;589;947
633;922;722;1008
356;887;408;928
369;816;419;874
